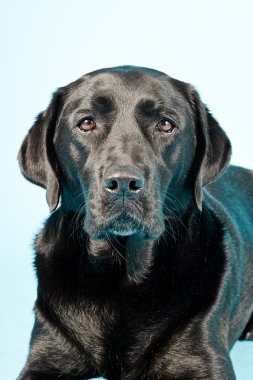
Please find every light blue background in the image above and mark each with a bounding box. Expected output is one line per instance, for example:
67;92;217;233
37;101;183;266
0;1;253;379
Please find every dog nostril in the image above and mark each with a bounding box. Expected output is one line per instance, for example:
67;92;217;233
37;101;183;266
129;180;141;192
129;178;144;192
106;179;118;191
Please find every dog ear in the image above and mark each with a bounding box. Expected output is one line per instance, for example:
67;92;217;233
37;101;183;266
18;90;64;212
190;89;232;211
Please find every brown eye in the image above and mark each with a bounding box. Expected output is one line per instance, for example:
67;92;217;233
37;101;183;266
78;117;96;132
156;119;175;133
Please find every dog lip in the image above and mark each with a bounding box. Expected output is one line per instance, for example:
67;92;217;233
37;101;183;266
104;210;140;229
104;209;140;223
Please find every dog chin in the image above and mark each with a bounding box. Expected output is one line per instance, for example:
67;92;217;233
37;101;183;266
87;218;141;239
108;227;136;237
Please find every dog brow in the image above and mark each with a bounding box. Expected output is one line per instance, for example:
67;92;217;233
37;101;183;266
135;98;178;119
91;95;116;115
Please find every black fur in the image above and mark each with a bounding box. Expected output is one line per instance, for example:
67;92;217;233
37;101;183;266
18;66;253;379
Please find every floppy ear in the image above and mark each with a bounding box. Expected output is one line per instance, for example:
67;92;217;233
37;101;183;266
190;89;232;211
18;90;63;212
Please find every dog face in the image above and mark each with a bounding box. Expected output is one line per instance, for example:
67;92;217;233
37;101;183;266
55;68;197;240
18;66;231;241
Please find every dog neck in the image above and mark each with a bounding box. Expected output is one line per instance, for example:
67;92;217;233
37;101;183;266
37;204;220;287
88;235;156;284
85;203;203;284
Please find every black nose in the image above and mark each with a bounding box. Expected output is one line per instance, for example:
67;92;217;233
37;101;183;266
103;165;144;196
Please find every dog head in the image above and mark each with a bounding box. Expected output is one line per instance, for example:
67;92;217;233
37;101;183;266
18;66;231;241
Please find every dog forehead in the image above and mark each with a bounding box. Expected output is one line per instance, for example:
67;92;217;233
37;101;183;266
85;65;168;87
66;67;184;105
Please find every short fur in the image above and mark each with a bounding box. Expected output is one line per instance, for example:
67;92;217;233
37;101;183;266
18;66;253;380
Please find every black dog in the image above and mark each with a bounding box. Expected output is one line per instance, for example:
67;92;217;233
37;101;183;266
18;66;253;380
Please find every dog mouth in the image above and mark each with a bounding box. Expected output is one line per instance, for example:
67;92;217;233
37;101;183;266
91;210;143;238
104;212;142;236
86;207;163;240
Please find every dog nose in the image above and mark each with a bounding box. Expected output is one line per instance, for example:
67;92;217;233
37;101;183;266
103;165;144;196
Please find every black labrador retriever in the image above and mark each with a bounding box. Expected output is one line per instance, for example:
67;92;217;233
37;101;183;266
18;66;253;380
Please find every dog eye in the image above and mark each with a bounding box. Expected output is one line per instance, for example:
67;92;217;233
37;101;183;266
156;119;175;133
78;117;96;132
